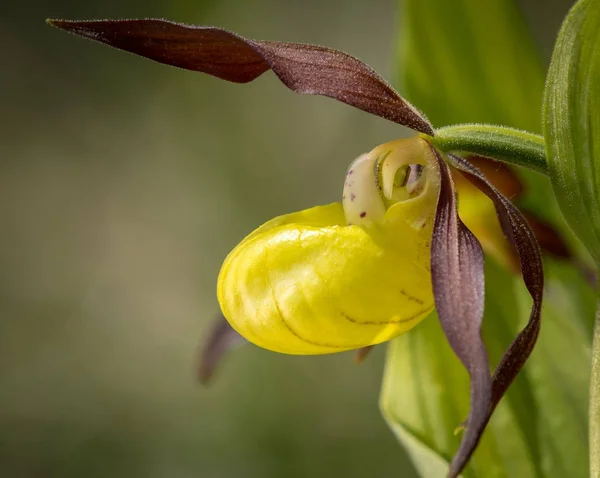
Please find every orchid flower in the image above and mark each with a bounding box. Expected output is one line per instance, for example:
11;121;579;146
48;19;546;478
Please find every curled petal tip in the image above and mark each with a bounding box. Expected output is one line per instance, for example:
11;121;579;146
198;314;246;385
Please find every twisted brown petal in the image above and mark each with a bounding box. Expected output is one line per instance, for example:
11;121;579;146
447;153;543;419
429;147;492;478
198;314;246;385
47;18;434;135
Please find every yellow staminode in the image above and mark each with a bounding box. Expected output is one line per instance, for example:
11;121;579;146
217;138;440;354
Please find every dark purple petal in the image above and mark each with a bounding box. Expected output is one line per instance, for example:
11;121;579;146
198;314;246;385
447;153;544;418
47;18;434;135
429;147;492;478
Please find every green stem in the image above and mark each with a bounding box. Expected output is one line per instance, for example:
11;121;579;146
429;124;548;175
591;290;600;478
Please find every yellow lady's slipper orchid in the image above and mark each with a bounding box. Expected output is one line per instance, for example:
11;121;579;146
49;18;548;478
218;138;439;354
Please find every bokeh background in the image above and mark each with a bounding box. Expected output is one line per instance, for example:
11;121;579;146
0;1;575;477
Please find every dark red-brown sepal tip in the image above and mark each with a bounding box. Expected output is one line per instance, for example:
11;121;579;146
198;314;246;385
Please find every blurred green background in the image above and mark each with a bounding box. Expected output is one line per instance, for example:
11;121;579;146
0;1;575;477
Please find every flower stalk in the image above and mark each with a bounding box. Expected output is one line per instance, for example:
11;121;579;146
432;124;547;175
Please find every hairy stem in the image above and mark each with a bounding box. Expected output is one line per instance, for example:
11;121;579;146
430;124;547;175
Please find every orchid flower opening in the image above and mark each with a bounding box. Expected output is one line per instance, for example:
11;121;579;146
48;18;546;478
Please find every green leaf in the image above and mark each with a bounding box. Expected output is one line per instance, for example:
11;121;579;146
383;259;594;477
381;264;541;478
543;2;600;472
398;0;544;131
383;0;595;476
543;0;600;265
516;261;593;478
398;0;565;227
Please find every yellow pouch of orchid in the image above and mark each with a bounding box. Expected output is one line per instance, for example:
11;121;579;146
218;138;439;354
